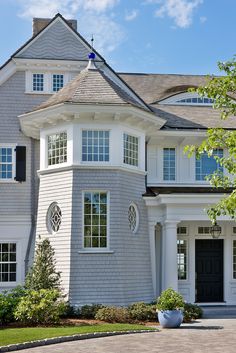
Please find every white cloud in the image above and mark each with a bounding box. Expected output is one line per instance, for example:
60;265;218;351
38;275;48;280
125;9;139;21
79;13;125;54
146;0;203;28
17;0;119;18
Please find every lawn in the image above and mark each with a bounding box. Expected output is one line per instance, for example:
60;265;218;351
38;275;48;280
0;323;155;346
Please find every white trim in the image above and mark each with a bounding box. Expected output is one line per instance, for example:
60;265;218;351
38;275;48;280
128;202;140;234
82;190;110;251
160;92;214;106
0;144;16;183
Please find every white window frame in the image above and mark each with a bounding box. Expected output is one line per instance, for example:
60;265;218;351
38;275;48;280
177;238;188;281
81;129;110;163
163;147;176;181
123;132;139;168
26;71;69;94
195;149;224;182
81;190;111;253
0;242;17;284
0;144;16;183
47;131;67;167
160;92;215;106
128;202;139;234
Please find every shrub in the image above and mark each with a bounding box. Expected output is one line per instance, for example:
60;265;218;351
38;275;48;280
14;289;67;324
183;303;203;322
80;304;104;319
128;302;156;321
0;286;26;325
25;238;61;291
95;306;131;323
156;288;184;311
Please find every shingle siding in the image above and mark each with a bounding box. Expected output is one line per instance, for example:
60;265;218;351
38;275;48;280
16;20;91;61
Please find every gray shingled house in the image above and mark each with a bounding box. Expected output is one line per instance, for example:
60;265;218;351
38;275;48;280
1;14;235;306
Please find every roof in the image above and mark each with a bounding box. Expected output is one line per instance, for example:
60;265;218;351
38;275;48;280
119;73;236;130
143;186;233;197
33;63;151;113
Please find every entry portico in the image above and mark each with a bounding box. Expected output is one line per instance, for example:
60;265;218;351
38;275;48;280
144;192;236;305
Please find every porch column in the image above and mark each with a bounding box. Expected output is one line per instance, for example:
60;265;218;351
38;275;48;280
162;220;179;291
148;221;157;297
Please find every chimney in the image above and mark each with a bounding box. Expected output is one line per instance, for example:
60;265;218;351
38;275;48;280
32;17;77;36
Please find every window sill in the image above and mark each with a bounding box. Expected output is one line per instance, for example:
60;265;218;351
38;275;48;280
78;250;114;254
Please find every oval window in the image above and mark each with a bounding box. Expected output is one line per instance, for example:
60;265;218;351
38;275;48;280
47;202;62;234
128;203;139;234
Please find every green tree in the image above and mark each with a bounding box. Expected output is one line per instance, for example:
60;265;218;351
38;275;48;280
185;57;236;224
25;238;61;291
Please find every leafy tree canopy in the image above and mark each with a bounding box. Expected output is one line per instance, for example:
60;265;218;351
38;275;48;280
185;57;236;224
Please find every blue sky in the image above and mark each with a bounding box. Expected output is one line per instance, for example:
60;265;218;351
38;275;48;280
0;0;235;74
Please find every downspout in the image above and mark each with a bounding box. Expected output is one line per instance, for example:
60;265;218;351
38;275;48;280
24;138;36;275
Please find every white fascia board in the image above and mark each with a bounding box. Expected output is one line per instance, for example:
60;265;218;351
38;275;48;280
144;193;228;206
0;60;16;86
19;103;166;139
150;129;207;137
15;17;103;62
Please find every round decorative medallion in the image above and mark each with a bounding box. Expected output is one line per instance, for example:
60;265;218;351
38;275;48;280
128;203;139;234
47;202;62;233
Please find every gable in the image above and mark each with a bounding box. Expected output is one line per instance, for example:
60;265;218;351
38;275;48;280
15;17;101;62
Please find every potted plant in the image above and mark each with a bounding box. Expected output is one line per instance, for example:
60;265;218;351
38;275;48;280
156;288;184;328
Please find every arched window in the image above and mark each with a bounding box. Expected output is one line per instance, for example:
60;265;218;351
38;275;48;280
160;92;215;106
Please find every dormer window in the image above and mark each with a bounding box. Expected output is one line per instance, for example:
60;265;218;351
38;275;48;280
160;92;215;106
33;73;44;92
52;74;64;92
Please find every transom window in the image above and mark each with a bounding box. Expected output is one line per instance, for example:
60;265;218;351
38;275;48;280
82;130;109;162
0;243;16;282
177;239;187;280
163;148;176;181
177;227;188;235
48;132;67;166
33;73;44;91
128;203;139;234
52;74;64;92
83;192;108;248
123;133;139;167
198;226;222;235
196;149;223;181
0;148;13;179
176;97;214;104
47;203;62;233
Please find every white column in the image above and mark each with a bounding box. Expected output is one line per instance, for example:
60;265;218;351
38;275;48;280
162;220;179;291
148;221;157;297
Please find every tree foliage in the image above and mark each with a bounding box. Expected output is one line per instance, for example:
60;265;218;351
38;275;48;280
185;57;236;224
25;238;61;291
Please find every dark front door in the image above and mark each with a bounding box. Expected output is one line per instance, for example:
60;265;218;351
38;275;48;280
195;239;224;302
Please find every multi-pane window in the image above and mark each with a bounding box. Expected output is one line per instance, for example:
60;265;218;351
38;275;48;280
176;97;214;104
128;203;139;234
233;240;236;279
177;227;188;235
47;203;62;233
0;243;16;282
198;226;222;235
0;148;13;179
84;192;108;248
196;149;223;181
123;133;139;167
177;239;187;280
33;73;44;91
82;130;109;162
48;132;67;166
163;148;176;181
52;74;64;92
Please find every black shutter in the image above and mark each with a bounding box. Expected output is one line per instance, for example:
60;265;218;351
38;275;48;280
15;146;26;182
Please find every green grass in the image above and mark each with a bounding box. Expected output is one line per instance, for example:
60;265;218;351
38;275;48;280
0;324;155;346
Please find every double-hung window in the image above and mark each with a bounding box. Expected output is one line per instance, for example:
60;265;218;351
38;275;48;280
32;73;44;91
48;132;67;166
123;133;139;167
82;130;109;162
0;147;13;180
163;148;176;181
0;243;17;282
196;149;223;181
52;74;64;92
83;192;108;248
